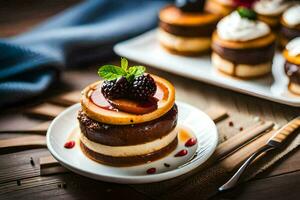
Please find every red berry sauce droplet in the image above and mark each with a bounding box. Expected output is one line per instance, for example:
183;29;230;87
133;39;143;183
64;141;75;149
175;149;188;157
185;138;197;147
146;168;156;174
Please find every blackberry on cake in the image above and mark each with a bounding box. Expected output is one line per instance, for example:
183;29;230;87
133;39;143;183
131;74;157;100
175;0;206;13
101;77;130;99
99;58;157;102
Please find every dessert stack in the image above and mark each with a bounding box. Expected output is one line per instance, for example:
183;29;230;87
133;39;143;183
253;0;291;30
283;37;300;95
158;0;220;55
280;4;300;46
78;58;178;166
156;0;300;96
211;8;276;78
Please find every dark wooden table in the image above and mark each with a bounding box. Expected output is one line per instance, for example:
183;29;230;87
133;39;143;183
0;1;299;200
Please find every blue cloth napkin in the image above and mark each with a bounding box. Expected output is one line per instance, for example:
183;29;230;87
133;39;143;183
0;0;170;106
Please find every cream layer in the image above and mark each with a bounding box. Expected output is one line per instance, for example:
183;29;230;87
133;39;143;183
212;53;272;78
80;128;178;157
158;29;211;52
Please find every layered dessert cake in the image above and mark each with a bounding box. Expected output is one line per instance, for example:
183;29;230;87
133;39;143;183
212;8;276;78
206;0;236;16
253;0;291;30
283;37;300;95
158;0;221;55
280;4;300;47
78;58;177;166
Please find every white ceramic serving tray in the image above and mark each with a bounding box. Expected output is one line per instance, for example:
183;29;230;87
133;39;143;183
114;29;300;107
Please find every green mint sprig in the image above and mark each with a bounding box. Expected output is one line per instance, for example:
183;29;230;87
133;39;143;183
98;58;145;82
237;7;257;20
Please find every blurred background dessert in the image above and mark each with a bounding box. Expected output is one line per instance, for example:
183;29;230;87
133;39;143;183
212;8;276;78
158;0;221;55
253;0;291;30
283;37;300;95
280;4;300;47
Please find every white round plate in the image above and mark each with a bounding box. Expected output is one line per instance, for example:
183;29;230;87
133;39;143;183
47;101;218;184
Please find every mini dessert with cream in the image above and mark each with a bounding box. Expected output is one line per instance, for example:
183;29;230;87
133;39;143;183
283;37;300;95
280;5;300;47
253;0;291;29
211;8;276;78
78;58;177;166
158;0;220;55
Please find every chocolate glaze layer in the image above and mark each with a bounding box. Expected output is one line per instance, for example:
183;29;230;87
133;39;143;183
159;21;217;37
281;26;300;41
80;137;178;166
212;42;275;65
78;104;178;146
285;61;300;84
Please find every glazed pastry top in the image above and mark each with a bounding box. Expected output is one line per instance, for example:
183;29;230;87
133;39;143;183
217;11;270;41
282;5;300;27
214;0;235;6
159;5;220;26
253;0;290;16
286;37;300;57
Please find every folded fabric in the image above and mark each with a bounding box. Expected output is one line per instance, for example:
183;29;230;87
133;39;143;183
0;0;171;106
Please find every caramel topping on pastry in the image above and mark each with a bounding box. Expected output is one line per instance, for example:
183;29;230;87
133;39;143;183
211;0;235;6
283;49;300;65
159;5;220;26
81;75;175;125
205;0;235;16
212;31;276;49
258;14;280;27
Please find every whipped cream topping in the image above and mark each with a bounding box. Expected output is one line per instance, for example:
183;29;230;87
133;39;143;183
254;0;290;16
286;37;300;57
217;11;270;41
283;5;300;27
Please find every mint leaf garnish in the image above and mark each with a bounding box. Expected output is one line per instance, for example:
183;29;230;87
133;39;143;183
128;66;146;77
121;57;128;71
237;7;257;20
98;58;146;82
98;65;126;80
126;66;146;82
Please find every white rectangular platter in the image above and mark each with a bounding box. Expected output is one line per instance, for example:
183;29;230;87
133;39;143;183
114;29;300;107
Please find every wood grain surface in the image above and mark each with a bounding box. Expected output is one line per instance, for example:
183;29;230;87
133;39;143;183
0;1;299;200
